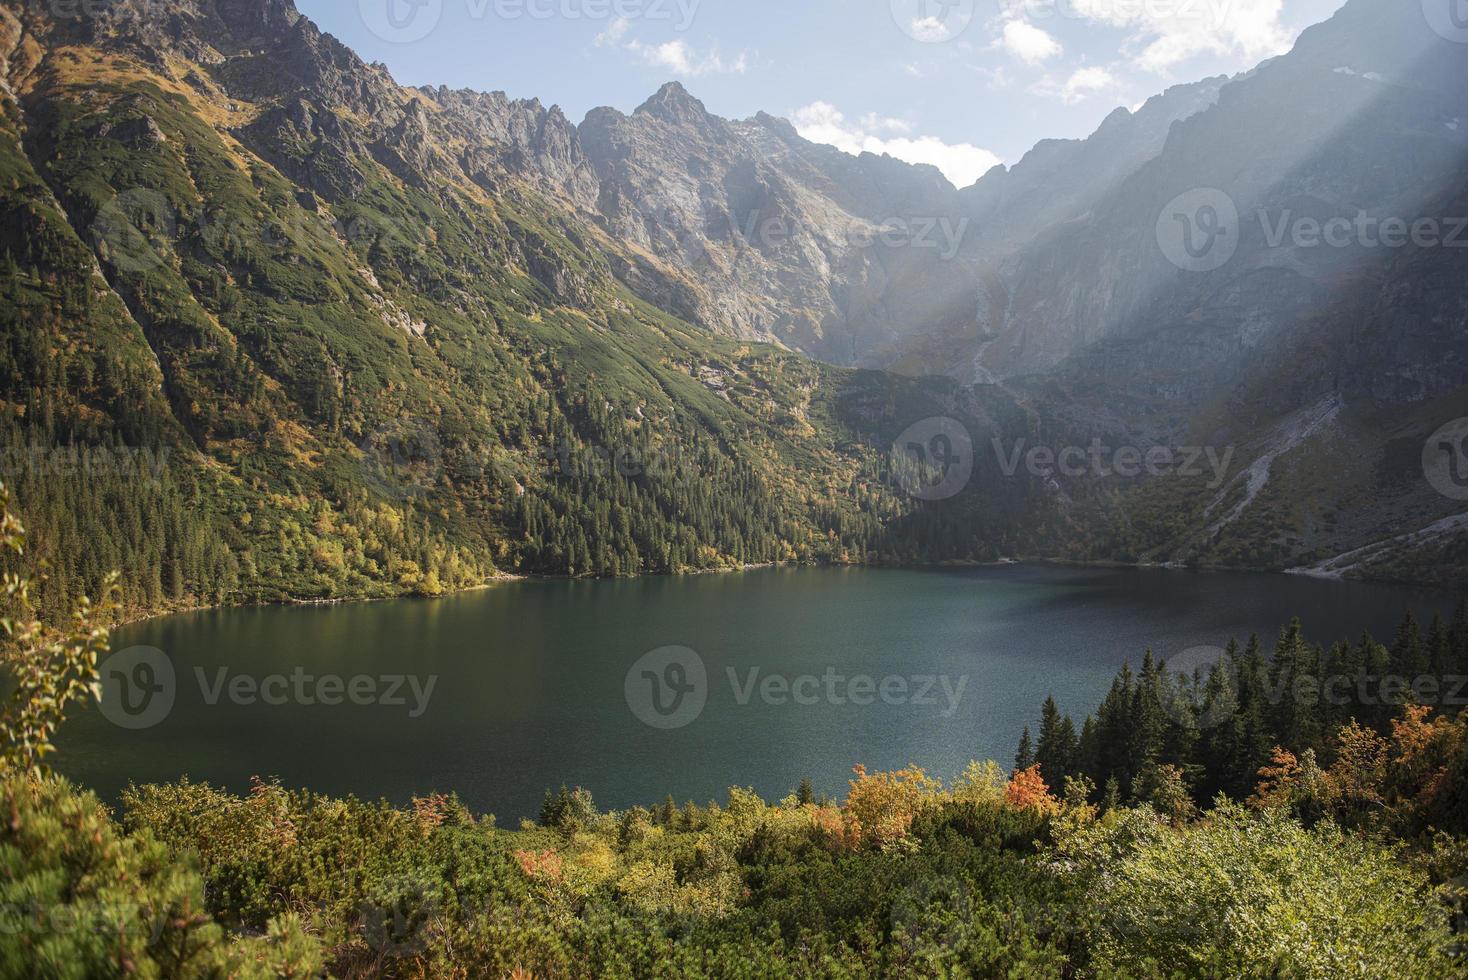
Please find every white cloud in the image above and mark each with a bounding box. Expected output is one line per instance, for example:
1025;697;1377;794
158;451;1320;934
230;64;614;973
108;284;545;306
859;112;913;135
1064;0;1294;72
594;16;629;47
791;102;1001;187
1033;66;1123;104
1061;66;1121;102
975;65;1013;90
627;39;748;77
909;16;955;43
997;19;1062;66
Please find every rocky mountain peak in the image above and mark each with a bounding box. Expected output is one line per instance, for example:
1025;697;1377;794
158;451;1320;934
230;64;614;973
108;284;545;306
635;81;710;127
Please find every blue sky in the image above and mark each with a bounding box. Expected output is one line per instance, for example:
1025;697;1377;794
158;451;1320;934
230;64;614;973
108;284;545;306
302;0;1349;187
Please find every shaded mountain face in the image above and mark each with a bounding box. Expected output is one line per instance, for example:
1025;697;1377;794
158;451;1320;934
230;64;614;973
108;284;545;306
966;0;1468;398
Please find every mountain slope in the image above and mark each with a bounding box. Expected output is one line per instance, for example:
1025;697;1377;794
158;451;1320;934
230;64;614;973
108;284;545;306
2;0;1466;607
0;0;1045;618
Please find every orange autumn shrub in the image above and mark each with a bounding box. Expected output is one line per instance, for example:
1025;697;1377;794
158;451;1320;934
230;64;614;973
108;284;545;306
514;849;564;885
1004;765;1059;816
809;804;861;852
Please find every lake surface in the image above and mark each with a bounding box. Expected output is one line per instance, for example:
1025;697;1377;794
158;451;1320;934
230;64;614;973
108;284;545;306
58;565;1456;822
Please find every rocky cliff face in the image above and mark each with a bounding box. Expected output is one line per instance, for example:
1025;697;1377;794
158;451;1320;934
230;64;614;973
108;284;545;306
569;76;1229;371
575;82;982;365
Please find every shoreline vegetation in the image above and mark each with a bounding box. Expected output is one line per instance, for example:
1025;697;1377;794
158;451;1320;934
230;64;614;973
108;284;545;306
106;552;1454;633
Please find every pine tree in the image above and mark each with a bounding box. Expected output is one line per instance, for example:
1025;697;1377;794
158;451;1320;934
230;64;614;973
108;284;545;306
1014;726;1036;772
1451;599;1468;675
1390;612;1428;682
1126;652;1166;790
796;778;814;807
1035;697;1077;786
1428;613;1452;681
1100;775;1122;814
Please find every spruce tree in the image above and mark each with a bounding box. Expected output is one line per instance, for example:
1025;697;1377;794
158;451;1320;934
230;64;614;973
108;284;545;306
1036;697;1078;786
1014;726;1035;772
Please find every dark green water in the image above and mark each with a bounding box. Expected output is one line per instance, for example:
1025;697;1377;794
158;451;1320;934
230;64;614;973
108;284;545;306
57;565;1455;822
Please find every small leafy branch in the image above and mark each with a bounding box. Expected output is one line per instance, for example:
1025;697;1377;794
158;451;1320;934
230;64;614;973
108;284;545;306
0;482;118;775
